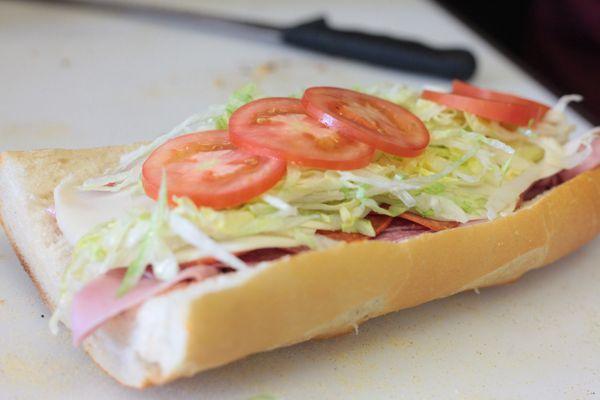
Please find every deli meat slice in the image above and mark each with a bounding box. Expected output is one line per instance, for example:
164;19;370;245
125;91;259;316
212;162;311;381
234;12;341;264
320;214;432;243
375;218;429;242
318;214;393;242
521;174;564;203
398;212;459;231
71;266;218;346
521;138;600;204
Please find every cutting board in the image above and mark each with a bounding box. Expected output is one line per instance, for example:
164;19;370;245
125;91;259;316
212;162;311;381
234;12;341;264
0;1;598;398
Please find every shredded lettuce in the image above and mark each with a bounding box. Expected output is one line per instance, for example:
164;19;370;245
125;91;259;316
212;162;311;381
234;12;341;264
51;85;599;332
116;173;176;295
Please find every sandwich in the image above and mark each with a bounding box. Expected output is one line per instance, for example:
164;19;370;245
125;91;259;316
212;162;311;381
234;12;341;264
0;81;598;388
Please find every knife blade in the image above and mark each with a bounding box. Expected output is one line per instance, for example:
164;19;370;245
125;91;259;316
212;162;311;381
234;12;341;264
25;0;477;79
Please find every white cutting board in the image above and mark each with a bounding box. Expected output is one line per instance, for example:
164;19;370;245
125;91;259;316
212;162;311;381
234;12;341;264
0;1;598;399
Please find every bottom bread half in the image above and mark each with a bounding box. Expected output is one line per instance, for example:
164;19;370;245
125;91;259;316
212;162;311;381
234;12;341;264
0;148;599;388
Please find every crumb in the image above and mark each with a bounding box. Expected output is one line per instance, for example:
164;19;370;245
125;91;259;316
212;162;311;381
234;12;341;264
60;57;71;68
213;78;226;89
473;287;480;294
0;299;4;305
251;61;278;80
257;61;277;74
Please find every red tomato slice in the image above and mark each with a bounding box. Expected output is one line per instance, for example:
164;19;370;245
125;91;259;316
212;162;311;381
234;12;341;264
142;130;286;209
399;212;459;231
318;214;393;242
228;97;374;170
302;87;430;157
421;90;541;127
452;80;549;121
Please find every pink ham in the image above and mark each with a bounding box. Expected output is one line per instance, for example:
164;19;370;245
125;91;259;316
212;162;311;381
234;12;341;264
560;137;600;181
71;265;218;346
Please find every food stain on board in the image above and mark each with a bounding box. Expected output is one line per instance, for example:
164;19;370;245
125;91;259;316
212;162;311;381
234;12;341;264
0;343;77;392
60;57;71;69
0;353;33;384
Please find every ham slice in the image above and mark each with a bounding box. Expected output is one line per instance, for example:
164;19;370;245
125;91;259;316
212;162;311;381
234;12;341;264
71;265;218;346
180;247;304;270
560;137;600;181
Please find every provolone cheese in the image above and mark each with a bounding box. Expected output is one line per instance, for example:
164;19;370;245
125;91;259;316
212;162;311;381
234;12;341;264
54;178;154;245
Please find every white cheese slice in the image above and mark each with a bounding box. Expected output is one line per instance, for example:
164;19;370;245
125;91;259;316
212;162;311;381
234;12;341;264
54;178;154;245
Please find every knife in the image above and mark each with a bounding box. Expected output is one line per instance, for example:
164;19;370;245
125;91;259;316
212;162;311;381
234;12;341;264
28;0;477;79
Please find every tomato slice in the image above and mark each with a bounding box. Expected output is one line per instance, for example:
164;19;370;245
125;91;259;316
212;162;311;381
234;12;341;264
399;212;459;231
318;214;393;242
228;97;374;170
421;90;542;127
142;130;286;209
302;87;430;157
452;80;549;121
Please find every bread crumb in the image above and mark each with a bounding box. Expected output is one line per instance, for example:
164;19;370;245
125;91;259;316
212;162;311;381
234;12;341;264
252;61;278;80
60;57;71;68
213;78;226;89
248;59;293;80
0;298;4;305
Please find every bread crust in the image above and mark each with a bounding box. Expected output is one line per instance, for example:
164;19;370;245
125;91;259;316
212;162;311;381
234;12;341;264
0;154;53;308
177;169;600;385
0;146;599;388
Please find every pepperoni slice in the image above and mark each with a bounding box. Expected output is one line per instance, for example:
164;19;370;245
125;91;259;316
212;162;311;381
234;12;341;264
399;212;459;231
318;214;393;242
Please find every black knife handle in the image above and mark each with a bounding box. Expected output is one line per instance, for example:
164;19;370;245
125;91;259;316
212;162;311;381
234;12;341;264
282;18;476;80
